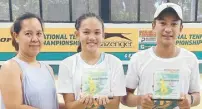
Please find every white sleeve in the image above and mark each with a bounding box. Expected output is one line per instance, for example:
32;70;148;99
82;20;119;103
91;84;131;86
125;54;139;89
189;57;200;93
57;61;74;93
110;59;126;96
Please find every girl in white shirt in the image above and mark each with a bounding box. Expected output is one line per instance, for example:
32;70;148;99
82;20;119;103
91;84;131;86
57;13;126;109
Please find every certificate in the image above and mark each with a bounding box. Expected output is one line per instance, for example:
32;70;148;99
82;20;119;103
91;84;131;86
152;70;180;100
81;68;109;98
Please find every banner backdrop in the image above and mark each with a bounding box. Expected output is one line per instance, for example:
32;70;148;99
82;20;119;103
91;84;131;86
0;23;202;61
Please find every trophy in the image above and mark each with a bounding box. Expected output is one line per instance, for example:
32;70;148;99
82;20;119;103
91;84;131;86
81;68;109;98
81;68;109;109
152;70;180;100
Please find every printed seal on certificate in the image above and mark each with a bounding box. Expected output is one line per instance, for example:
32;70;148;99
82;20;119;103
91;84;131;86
152;70;181;100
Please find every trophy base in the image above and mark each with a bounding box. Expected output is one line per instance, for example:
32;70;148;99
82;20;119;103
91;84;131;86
151;98;182;101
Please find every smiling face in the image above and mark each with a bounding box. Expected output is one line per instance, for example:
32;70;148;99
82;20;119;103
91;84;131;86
152;10;183;47
76;17;104;53
16;18;44;57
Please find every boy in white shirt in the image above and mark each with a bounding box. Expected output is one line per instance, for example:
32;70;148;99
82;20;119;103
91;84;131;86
122;3;200;109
